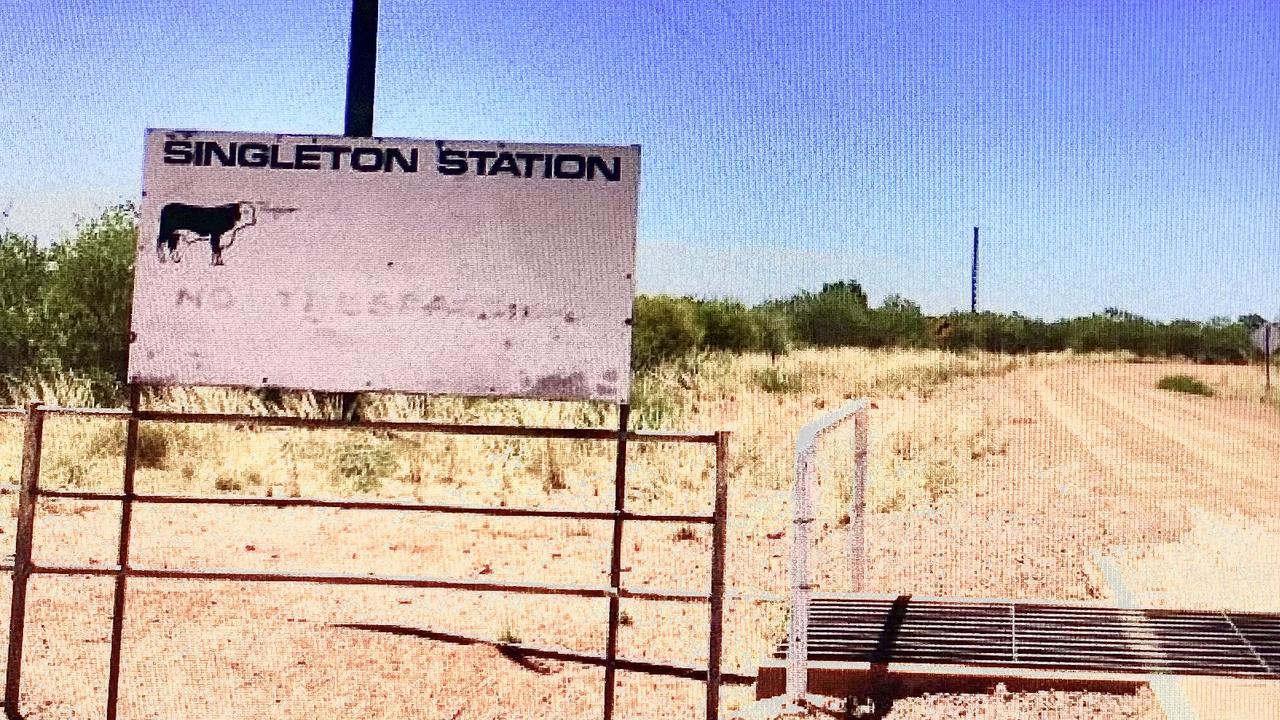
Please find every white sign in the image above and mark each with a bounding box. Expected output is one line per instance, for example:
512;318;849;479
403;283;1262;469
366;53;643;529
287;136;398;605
1253;323;1280;354
129;129;639;401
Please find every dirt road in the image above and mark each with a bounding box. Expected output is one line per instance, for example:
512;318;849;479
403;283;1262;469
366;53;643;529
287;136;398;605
856;362;1280;719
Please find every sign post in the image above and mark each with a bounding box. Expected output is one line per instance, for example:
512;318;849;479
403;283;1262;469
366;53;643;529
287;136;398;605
339;0;379;420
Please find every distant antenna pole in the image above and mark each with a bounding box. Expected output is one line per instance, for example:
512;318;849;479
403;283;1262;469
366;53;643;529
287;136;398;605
971;226;979;313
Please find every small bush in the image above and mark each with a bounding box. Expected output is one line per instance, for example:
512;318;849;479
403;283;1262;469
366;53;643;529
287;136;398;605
333;438;396;493
673;525;698;542
136;425;174;469
752;366;803;393
629;373;682;430
214;474;242;492
697;300;761;352
497;625;522;644
542;440;568;492
1157;374;1214;397
922;462;959;502
632;295;702;370
618;610;634;627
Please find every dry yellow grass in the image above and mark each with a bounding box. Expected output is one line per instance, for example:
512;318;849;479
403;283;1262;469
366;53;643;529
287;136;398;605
2;348;1110;529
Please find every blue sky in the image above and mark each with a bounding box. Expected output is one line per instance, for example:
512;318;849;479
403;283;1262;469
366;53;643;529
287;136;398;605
1;0;1277;320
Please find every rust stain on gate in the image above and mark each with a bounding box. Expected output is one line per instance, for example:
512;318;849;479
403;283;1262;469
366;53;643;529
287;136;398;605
0;401;731;720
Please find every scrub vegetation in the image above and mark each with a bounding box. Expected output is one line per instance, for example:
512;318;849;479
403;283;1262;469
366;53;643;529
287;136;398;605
1157;374;1215;397
2;205;1273;407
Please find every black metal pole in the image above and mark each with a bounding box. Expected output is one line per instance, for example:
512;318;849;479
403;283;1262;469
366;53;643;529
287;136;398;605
105;385;141;720
5;403;45;719
340;0;379;420
603;403;630;720
971;226;979;314
344;0;379;138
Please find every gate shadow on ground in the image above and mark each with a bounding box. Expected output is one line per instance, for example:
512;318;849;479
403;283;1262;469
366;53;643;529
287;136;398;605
331;622;756;685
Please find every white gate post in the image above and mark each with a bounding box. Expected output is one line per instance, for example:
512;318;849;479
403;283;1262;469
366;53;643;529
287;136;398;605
850;407;870;592
786;441;817;702
786;398;869;705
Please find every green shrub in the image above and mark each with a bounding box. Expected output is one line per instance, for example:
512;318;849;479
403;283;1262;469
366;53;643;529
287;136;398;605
752;366;803;393
628;372;682;430
39;205;136;384
333;438;396;492
632;295;702;369
1157;374;1214;397
0;232;47;376
672;525;698;541
770;281;870;347
136;425;175;469
697;299;761;352
755;310;791;361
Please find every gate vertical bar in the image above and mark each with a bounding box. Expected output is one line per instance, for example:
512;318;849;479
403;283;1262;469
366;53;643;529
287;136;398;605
5;403;45;718
850;408;869;592
602;403;630;720
705;431;730;720
105;386;141;720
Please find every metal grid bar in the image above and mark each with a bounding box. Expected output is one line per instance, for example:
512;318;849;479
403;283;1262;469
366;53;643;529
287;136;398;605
31;406;131;418
105;387;140;720
602;403;629;719
776;597;1280;680
706;431;730;719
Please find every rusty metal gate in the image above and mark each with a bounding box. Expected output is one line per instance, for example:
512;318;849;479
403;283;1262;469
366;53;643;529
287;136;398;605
0;396;730;719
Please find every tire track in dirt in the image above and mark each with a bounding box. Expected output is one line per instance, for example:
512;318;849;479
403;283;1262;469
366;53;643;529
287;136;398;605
1127;384;1280;457
1022;362;1280;522
1021;367;1199;495
1018;368;1131;473
1074;376;1261;486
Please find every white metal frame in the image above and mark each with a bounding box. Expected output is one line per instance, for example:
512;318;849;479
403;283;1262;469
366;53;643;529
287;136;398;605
787;398;871;702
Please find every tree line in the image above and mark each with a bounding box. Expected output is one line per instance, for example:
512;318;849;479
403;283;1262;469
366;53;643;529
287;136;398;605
635;283;1268;369
0;206;1270;401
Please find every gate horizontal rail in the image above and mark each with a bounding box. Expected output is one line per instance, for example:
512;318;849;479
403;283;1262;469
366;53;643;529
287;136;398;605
4;405;720;443
36;489;716;523
20;563;713;601
1;400;732;720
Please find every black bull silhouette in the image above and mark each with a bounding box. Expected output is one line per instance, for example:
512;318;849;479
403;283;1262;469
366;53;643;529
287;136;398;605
155;202;264;266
